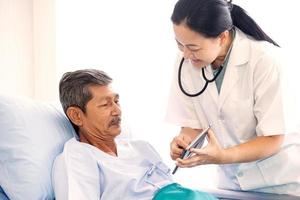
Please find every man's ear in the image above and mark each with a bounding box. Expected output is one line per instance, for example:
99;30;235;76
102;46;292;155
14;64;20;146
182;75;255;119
66;106;84;127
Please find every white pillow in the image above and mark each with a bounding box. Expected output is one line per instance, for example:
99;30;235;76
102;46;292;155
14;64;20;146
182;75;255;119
0;95;75;200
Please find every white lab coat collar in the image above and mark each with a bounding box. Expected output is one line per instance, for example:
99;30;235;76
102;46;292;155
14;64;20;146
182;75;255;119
227;28;250;67
206;28;251;110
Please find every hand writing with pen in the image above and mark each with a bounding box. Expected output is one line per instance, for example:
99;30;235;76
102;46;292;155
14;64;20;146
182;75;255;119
171;126;227;174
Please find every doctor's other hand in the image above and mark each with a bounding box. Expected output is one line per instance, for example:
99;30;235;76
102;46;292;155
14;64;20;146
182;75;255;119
175;129;226;167
170;127;201;160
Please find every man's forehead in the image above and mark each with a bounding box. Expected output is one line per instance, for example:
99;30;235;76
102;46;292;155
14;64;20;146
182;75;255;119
89;84;118;99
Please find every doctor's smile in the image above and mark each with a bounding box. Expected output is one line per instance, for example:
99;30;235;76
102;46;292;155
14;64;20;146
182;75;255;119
190;59;204;66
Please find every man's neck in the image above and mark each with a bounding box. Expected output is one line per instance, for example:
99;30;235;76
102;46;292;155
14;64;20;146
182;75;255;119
79;132;118;156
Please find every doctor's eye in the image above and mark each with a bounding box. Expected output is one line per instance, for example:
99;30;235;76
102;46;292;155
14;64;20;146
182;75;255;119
176;41;184;50
189;48;201;52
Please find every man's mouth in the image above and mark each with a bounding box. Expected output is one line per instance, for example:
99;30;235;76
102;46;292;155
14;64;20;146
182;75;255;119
109;117;121;127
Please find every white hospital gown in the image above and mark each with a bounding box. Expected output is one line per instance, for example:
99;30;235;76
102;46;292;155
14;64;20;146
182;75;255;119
52;138;174;200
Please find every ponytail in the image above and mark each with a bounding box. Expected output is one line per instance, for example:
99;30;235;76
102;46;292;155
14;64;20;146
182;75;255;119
171;0;279;47
230;4;280;47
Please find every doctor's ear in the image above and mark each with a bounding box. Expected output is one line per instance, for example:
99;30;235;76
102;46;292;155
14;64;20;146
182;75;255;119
66;106;84;127
218;30;230;45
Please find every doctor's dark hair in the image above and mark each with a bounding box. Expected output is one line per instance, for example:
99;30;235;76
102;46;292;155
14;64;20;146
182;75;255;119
171;0;279;47
59;69;112;132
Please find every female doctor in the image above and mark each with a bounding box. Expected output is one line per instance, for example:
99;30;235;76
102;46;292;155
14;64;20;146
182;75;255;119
167;0;300;196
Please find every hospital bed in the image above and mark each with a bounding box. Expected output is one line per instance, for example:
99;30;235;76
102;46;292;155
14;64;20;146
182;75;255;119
203;188;300;200
0;95;299;200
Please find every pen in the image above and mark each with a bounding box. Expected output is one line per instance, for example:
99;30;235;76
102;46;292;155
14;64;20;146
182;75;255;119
172;149;189;174
172;125;211;175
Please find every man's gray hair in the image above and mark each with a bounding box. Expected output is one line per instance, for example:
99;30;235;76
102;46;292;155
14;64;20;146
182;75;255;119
59;69;112;114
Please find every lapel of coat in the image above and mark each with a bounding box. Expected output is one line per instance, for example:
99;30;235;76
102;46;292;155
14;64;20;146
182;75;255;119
218;29;251;110
205;67;219;107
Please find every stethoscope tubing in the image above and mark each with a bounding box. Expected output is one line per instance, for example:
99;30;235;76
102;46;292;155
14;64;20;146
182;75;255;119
178;57;223;97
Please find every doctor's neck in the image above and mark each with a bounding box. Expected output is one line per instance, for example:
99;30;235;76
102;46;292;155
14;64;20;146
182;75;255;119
211;30;234;69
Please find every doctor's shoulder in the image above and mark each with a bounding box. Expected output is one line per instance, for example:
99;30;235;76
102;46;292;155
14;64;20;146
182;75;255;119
247;38;284;74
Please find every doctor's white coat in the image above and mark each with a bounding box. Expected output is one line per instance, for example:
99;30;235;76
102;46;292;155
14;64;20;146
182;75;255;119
166;28;300;196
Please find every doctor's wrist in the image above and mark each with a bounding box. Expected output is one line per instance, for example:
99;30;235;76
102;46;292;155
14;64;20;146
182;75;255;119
220;148;238;164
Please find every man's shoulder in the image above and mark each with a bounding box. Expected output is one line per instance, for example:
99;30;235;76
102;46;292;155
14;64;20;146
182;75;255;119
63;137;90;154
55;137;96;167
52;138;100;199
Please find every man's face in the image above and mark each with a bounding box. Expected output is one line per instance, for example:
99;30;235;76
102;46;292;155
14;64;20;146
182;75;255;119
80;84;122;140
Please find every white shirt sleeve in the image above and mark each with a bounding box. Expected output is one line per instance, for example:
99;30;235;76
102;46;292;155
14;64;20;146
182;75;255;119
253;47;286;136
165;55;202;129
52;139;100;200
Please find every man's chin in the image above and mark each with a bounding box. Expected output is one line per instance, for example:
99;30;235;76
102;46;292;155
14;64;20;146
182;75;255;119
109;125;122;135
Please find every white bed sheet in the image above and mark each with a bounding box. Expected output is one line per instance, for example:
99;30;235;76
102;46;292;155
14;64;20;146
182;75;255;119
202;188;300;200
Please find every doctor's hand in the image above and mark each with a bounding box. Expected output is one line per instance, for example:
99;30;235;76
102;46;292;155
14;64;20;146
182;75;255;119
175;129;226;167
170;127;201;160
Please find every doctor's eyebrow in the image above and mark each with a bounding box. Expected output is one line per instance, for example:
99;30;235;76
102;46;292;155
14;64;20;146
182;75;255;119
175;39;200;49
175;39;201;50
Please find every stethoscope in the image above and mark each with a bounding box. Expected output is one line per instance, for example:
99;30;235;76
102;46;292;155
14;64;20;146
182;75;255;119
178;57;224;97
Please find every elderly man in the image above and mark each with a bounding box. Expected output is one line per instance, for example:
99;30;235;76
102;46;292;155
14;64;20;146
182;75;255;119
52;69;216;200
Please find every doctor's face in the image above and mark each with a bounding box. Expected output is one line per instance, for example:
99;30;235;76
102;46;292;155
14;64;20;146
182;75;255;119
173;23;222;68
79;84;122;140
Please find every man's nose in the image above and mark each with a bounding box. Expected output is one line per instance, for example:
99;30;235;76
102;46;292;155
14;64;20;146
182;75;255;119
112;102;121;116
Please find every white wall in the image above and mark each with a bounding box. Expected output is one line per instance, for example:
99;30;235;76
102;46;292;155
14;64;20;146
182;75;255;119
0;0;56;100
0;0;34;97
33;0;57;101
